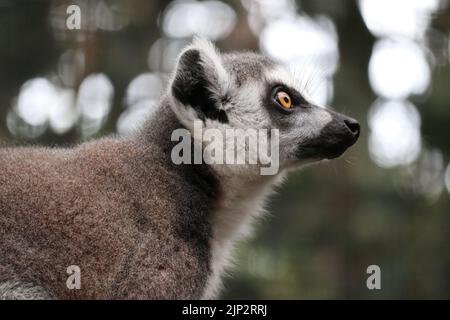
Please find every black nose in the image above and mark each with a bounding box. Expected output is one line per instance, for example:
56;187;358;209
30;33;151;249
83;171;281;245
343;118;360;140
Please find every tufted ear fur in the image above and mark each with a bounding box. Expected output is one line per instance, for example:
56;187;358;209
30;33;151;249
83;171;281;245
170;38;229;128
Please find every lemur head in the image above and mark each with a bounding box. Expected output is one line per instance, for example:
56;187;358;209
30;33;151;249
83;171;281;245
169;38;360;177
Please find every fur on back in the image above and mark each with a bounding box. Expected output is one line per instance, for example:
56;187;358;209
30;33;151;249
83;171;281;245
0;105;218;299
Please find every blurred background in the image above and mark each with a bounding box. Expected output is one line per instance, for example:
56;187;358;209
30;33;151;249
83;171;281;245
1;0;450;298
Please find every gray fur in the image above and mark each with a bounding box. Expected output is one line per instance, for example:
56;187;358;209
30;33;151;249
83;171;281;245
0;105;216;299
0;39;359;299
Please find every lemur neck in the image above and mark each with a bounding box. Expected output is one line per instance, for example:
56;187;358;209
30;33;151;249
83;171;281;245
136;99;285;299
212;174;283;243
203;174;284;299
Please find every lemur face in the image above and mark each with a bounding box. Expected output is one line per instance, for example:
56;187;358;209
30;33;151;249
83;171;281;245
170;38;359;174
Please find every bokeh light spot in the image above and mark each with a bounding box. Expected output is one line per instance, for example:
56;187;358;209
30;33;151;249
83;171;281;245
369;39;431;99
77;73;114;121
162;0;236;40
359;0;441;39
368;99;422;168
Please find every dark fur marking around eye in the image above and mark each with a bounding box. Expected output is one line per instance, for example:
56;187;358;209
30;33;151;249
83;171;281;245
270;84;308;107
261;82;313;128
172;49;228;124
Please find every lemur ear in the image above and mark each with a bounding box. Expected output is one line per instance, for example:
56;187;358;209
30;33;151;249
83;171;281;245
171;38;229;126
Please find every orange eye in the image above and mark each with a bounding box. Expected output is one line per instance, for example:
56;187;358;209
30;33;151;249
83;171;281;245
275;91;292;109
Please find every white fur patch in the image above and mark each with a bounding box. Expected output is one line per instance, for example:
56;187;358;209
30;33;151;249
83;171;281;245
201;173;286;299
190;37;230;97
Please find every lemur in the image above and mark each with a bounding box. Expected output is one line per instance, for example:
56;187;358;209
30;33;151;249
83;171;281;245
0;38;359;299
